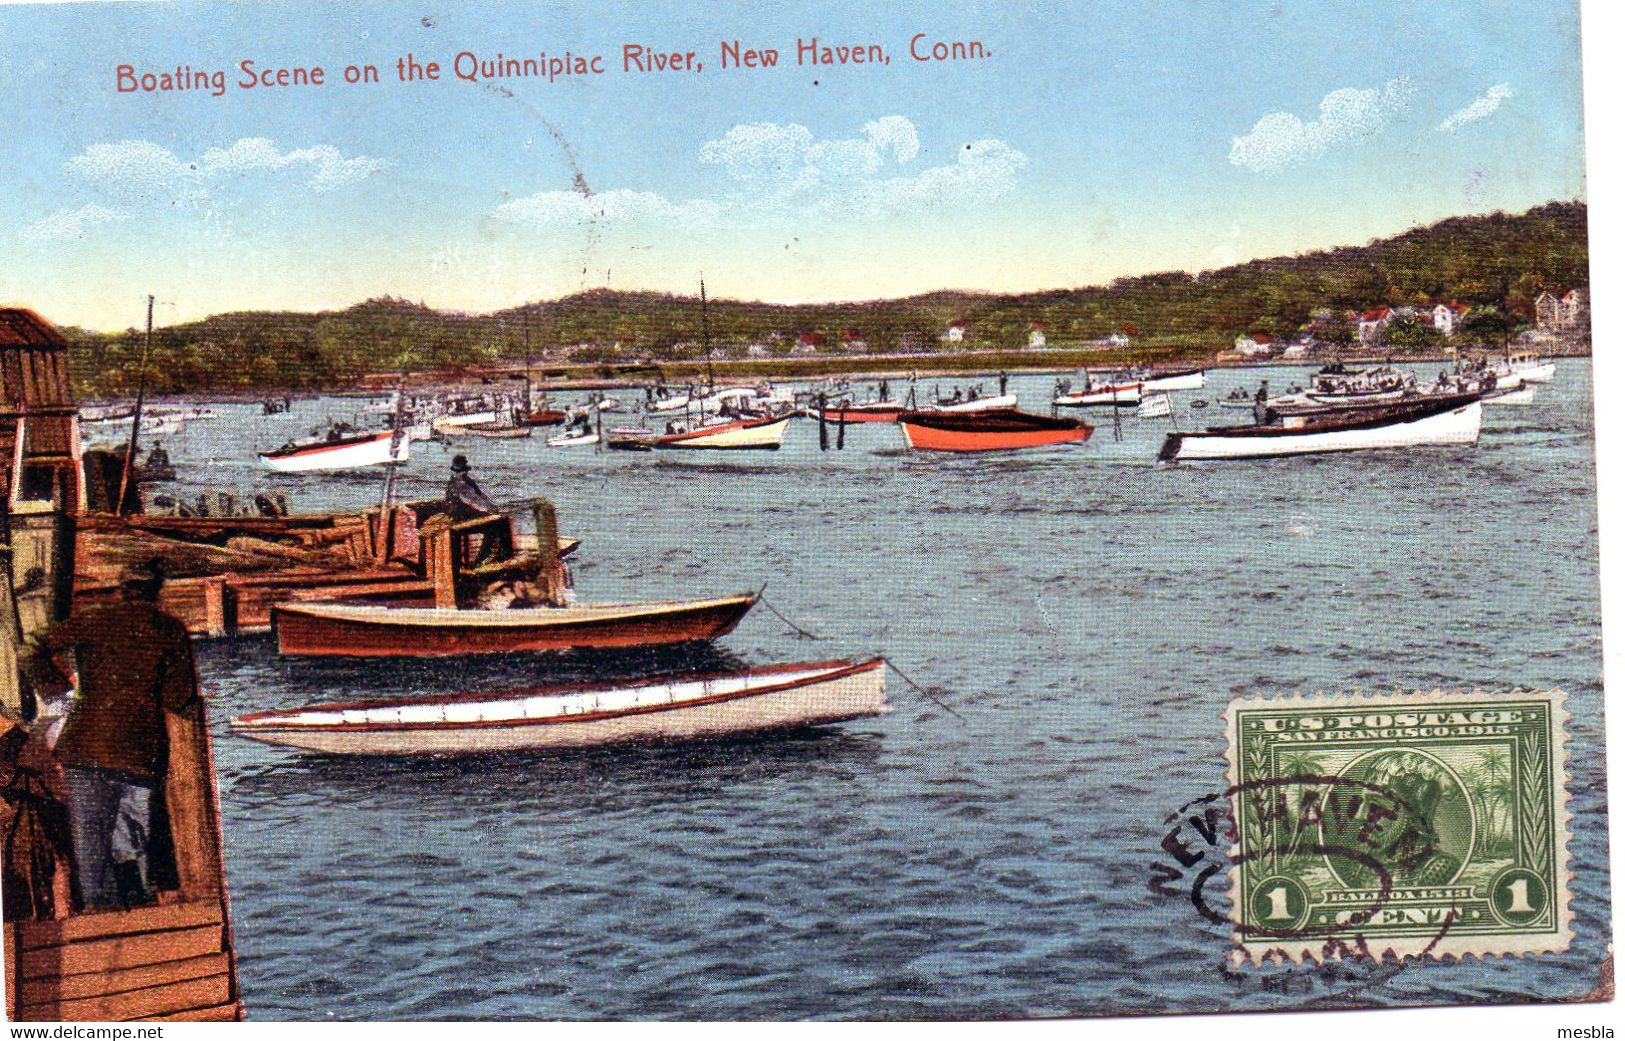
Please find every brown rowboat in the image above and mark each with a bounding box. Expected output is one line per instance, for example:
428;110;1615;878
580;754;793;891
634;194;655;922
272;593;759;657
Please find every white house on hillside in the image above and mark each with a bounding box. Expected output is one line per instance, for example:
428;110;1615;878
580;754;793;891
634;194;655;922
1234;333;1274;356
1429;302;1470;336
943;321;968;343
1028;322;1047;348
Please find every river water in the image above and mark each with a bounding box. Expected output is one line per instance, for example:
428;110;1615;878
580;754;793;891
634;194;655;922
146;361;1605;1019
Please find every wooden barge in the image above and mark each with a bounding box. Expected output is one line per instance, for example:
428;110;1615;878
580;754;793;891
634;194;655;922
3;307;243;1021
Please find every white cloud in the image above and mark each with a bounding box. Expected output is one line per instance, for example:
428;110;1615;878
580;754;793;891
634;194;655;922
1230;78;1413;172
492;188;724;230
22;204;129;241
698;116;1025;218
198;138;388;191
1438;84;1514;132
64;137;388;194
492;116;1025;231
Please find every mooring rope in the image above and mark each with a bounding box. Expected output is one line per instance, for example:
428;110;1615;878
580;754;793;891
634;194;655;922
881;657;965;723
754;585;820;640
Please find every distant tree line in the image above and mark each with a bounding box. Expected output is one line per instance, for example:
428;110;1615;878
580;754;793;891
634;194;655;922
61;200;1588;396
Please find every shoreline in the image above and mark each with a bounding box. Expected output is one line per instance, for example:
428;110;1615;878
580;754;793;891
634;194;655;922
88;343;1592;403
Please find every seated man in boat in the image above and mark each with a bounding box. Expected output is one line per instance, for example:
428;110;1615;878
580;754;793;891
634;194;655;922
445;455;514;563
21;559;201;911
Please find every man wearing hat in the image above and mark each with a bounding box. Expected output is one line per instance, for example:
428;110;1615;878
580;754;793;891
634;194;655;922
21;558;201;910
445;455;512;562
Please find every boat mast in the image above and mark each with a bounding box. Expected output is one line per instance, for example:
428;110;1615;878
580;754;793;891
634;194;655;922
701;277;716;395
115;294;153;516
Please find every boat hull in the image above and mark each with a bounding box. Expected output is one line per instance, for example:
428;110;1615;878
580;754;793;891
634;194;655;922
546;432;600;447
273;594;758;657
1506;361;1556;384
1142;369;1206;392
1054;385;1142;407
1485;384;1537;405
1161;398;1482;461
924;394;1020;414
898;410;1092;452
231;660;887;755
259;431;409;472
815;406;903;423
654;415;790;450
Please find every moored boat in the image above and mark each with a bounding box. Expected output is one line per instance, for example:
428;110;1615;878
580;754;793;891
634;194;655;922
259;429;409;472
1484;381;1538;405
546;430;600;447
230;658;887;755
272;593;760;657
814;400;905;423
1090;366;1207;392
1053;382;1142;407
455;423;532;439
1158;392;1482;462
922;393;1020;414
606;427;657;451
898;409;1092;452
653;414;791;450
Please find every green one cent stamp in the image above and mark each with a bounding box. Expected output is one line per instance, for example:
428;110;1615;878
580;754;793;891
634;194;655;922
1224;690;1570;961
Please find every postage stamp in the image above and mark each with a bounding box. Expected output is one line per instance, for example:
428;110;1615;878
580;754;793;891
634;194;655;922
1225;690;1571;962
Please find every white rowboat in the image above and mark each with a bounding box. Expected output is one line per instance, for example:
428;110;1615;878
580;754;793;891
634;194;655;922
230;659;888;755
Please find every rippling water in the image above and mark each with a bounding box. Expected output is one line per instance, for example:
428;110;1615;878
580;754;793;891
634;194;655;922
151;362;1605;1019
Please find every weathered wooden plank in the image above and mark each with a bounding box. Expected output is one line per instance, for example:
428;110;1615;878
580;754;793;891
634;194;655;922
21;971;231;1022
18;898;222;949
19;923;223;979
139;998;243;1022
34;952;228;1001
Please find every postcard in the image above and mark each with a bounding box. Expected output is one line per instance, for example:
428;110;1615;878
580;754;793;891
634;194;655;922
0;0;1608;1026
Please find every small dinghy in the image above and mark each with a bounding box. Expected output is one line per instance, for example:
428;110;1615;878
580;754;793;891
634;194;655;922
898;409;1092;452
229;658;888;755
547;430;601;447
272;593;760;657
1159;392;1481;462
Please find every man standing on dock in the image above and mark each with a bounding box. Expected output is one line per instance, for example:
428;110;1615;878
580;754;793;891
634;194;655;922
21;559;201;910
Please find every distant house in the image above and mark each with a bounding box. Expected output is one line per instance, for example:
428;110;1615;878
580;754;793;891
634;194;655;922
793;332;827;355
1028;322;1047;348
1357;307;1394;346
1281;338;1311;360
1428;302;1470;337
1536;288;1589;339
942;321;969;343
1234;333;1275;356
840;329;868;352
745;343;770;358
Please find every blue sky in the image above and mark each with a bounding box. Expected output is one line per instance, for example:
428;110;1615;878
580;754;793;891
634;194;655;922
0;0;1587;329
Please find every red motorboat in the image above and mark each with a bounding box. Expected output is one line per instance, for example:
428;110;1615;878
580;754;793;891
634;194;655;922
272;593;759;657
897;409;1093;452
521;408;568;426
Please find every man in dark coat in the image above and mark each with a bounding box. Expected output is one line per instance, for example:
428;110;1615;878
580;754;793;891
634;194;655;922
21;560;200;910
445;455;512;563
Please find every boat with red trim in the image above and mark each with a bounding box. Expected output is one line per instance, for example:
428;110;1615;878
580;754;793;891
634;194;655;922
229;658;887;755
272;593;760;657
653;413;792;450
898;409;1093;452
258;428;410;472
